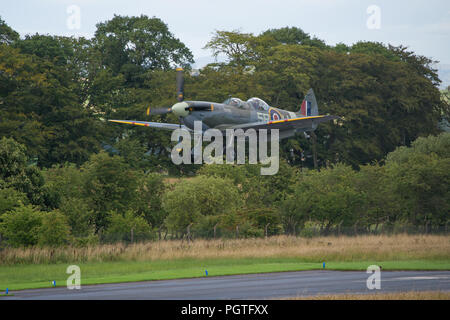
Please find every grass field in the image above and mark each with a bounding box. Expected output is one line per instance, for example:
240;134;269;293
1;258;449;291
0;234;449;291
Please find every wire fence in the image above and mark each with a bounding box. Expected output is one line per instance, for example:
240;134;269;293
0;223;448;248
93;224;450;245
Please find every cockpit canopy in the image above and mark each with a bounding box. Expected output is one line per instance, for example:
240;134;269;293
223;97;249;109
223;97;270;111
228;97;244;107
247;97;270;111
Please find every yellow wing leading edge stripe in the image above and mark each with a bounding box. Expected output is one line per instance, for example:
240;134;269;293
267;115;325;124
108;120;151;127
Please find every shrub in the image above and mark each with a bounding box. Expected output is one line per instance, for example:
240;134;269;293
103;210;154;243
0;205;42;247
38;210;71;247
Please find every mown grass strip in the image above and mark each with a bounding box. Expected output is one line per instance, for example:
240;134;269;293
1;258;449;291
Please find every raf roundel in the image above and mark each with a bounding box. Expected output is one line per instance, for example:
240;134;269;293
269;108;282;121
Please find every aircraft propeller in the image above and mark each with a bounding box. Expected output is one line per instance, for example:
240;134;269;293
144;68;190;118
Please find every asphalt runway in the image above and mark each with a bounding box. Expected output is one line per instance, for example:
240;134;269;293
2;270;450;300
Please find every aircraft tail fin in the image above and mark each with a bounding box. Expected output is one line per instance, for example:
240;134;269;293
299;89;319;117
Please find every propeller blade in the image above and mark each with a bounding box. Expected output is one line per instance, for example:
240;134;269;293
176;67;184;102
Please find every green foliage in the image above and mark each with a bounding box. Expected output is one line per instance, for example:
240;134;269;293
103;210;153;242
0;136;27;179
191;215;222;238
204;30;260;68
281;164;364;234
59;198;95;237
262;26;327;48
242;207;281;236
345;41;400;62
354;164;401;227
94;14;194;76
386;132;450;163
81;151;139;231
114;137;148;169
255;44;321;107
0;41;101;166
132;172;167;228
384;133;450;227
311;47;445;168
198;159;297;208
41;163;85;201
163;176;242;232
0;205;42;247
38;210;71;247
0;16;19;45
0;137;52;208
0;187;28;214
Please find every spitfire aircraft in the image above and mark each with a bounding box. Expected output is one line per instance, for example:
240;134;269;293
109;68;338;140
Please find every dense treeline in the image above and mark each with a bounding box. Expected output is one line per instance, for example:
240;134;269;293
0;132;448;246
0;15;449;246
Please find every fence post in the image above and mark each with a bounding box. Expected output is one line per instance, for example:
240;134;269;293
131;228;134;243
236;225;239;239
265;223;270;239
213;223;219;239
187;223;193;244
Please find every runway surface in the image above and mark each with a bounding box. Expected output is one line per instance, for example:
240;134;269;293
2;270;450;300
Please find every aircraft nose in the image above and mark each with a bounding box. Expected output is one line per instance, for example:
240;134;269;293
171;102;189;117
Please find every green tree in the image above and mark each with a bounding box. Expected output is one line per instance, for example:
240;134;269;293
0;187;28;214
385;133;450;228
204;30;259;68
94;14;194;79
261;26;327;48
0;205;42;247
0;137;54;208
311;48;445;168
281;164;363;234
355;164;401;230
104;210;153;242
114;137;148;169
41;163;86;201
59;198;95;237
163;176;242;234
38;210;71;247
0;42;101;166
133;172;167;230
81;152;139;231
0;16;19;45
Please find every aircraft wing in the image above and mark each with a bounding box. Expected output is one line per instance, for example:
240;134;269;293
227;115;339;131
108;120;191;131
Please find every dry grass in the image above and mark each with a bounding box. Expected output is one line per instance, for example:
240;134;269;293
1;234;449;265
287;291;450;300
